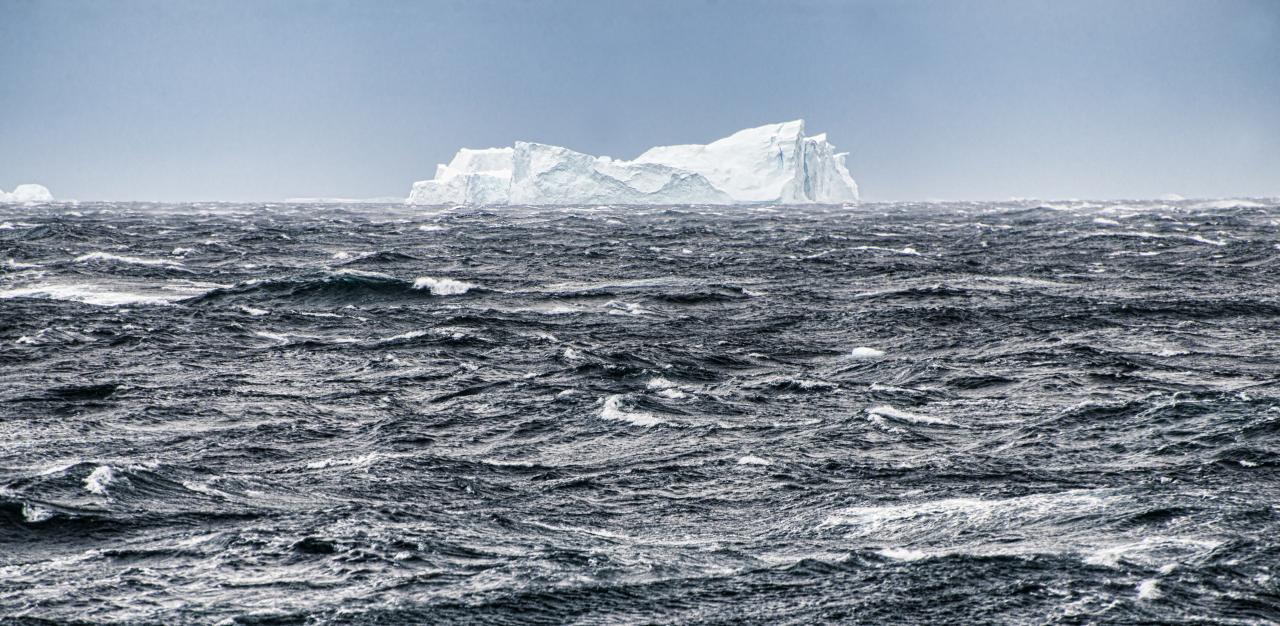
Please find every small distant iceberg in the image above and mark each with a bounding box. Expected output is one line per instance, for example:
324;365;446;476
0;184;54;203
408;120;859;206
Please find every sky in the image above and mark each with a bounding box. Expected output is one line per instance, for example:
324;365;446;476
1;0;1277;202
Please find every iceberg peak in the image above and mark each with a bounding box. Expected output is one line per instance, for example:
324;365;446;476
0;184;54;204
408;120;858;206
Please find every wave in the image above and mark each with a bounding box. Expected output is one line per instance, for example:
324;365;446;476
74;251;184;266
819;488;1219;567
412;276;476;295
1079;231;1227;246
0;281;219;306
332;250;420;265
535;276;755;303
866;404;955;426
600;394;664;426
185;271;476;306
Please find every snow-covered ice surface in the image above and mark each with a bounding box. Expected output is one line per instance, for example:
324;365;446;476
0;184;54;204
408;120;859;206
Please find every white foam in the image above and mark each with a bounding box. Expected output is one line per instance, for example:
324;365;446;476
378;330;428;343
0;283;206;307
412;276;475;295
15;328;53;345
22;503;55;523
306;453;382;470
84;465;115;495
240;306;270;316
866;404;953;425
1083;536;1222;568
332;268;394;280
1136;579;1161;600
1087;231;1226;246
849;347;885;360
74;252;181;266
604;300;653;316
820;490;1114;538
600;394;664;426
1191;199;1265;210
253;331;291;344
853;245;922;256
738;455;771;466
878;547;928;561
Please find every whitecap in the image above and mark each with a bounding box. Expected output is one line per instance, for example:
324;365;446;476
604;300;653;316
412;276;475;295
1137;579;1161;600
1083;536;1222;568
332;268;394;280
866;404;953;426
0;283;206;307
1191;199;1265;210
377;330;428;343
849;347;885;360
15;328;55;345
737;455;771;466
600;394;664;426
22;503;55;523
1086;231;1226;246
74;251;181;266
853;245;921;256
84;465;115;495
253;331;291;344
878;547;928;561
306;453;382;470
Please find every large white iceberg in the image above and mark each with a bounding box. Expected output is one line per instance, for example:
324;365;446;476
408;120;858;206
0;184;54;203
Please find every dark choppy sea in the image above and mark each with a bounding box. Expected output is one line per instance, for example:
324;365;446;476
2;200;1279;625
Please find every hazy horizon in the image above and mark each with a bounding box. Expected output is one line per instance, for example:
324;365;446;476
2;0;1278;202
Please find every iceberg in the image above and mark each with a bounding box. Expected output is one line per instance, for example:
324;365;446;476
0;184;54;203
408;120;858;206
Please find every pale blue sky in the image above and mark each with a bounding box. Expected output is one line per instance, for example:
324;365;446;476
1;0;1277;201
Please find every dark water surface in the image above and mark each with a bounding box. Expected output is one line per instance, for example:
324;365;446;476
2;200;1279;624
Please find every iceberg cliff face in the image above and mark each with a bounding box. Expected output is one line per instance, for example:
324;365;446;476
0;184;54;203
408;120;858;206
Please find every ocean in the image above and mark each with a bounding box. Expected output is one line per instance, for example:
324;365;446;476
2;200;1278;624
